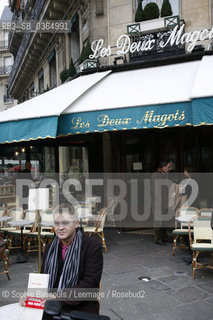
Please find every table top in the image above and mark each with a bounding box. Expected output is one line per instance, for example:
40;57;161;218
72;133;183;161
0;216;12;222
8;220;34;227
0;303;43;320
41;221;54;227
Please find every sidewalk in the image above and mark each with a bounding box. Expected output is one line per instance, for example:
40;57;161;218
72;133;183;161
1;229;213;320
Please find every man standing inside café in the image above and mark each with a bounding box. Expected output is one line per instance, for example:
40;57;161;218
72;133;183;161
151;160;172;245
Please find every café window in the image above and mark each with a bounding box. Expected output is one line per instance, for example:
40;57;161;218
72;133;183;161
30;146;56;178
59;146;88;181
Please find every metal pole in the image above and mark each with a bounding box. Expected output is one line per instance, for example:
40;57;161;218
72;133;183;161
37;209;41;273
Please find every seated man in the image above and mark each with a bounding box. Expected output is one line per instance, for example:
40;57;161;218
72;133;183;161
20;202;103;314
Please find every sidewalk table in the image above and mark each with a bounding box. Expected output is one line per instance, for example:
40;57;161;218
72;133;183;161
8;220;34;263
0;303;43;320
0;216;12;229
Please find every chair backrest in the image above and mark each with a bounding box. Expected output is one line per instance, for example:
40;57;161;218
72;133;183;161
107;197;117;215
24;210;37;221
178;207;198;228
95;208;107;231
199;208;213;218
41;209;54;222
193;216;213;244
9;207;23;220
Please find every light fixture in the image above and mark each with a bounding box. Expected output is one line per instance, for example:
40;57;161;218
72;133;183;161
21;147;25;153
15;151;19;156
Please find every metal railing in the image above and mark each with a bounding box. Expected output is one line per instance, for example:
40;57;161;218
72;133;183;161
8;0;46;89
0;65;12;75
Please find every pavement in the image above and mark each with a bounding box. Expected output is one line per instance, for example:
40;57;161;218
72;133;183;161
1;229;213;320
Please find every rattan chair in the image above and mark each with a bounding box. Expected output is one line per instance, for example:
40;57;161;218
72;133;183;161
172;207;199;256
199;208;213;217
0;238;10;280
189;216;213;279
7;209;36;253
1;207;24;237
25;208;54;255
83;208;107;253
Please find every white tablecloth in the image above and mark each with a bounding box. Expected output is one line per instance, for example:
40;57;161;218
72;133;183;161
0;303;43;320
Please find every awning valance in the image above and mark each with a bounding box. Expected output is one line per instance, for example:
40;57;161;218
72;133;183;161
1;55;213;144
57;101;192;135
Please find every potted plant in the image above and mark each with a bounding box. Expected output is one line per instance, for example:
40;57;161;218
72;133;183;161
135;0;145;22
161;0;173;17
143;2;160;20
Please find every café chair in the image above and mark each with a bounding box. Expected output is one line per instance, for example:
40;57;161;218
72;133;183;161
7;209;37;253
199;208;213;218
83;207;107;253
107;197;118;226
0;238;10;280
0;207;24;236
189;216;213;279
25;208;54;255
172;207;199;256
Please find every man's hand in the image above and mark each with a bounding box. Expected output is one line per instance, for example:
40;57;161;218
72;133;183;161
19;292;27;306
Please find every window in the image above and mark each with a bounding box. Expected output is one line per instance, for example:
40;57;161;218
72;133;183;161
3;85;13;103
49;53;57;89
30;82;35;98
38;69;44;93
4;56;12;74
69;14;80;65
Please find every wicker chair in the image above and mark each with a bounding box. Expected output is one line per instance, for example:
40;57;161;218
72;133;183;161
172;207;199;256
189;216;213;279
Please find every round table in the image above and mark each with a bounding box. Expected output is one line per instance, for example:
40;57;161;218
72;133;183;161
0;216;12;222
0;303;43;320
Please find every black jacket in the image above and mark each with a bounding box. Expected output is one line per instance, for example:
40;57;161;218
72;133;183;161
41;230;103;314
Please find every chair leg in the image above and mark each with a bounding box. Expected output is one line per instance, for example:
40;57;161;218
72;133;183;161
101;231;107;254
172;234;178;256
192;251;196;280
4;253;11;280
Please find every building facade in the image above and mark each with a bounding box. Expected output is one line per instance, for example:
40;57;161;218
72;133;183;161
0;0;213;203
0;6;17;111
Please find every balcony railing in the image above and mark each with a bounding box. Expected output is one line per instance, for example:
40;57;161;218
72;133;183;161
129;30;185;63
8;0;46;89
0;41;9;50
0;65;12;75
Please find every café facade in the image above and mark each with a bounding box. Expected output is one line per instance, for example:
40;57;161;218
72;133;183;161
1;49;213;227
1;50;213;175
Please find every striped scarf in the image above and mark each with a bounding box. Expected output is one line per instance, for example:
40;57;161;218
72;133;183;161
43;228;82;291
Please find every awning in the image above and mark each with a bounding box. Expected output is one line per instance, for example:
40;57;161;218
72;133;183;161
0;71;111;143
1;55;213;143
